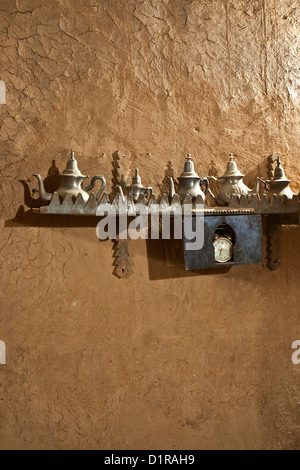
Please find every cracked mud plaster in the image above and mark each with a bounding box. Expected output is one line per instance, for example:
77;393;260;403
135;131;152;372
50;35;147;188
0;0;300;450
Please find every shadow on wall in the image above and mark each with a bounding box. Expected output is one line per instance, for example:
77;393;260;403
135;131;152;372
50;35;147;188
19;159;62;209
5;206;100;228
5;206;233;280
146;239;231;280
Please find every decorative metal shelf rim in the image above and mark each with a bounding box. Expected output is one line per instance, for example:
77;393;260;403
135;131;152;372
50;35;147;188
33;191;300;216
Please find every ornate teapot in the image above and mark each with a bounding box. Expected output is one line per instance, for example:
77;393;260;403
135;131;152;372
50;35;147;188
118;169;153;202
260;156;295;200
169;154;210;202
33;152;106;203
208;154;261;206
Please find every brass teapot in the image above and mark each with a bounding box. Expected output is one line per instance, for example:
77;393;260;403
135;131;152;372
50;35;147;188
169;154;210;202
118;168;153;202
208;154;261;206
33;152;106;203
260;156;295;200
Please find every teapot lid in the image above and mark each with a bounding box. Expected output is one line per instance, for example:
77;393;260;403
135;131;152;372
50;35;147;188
62;152;86;177
221;154;244;178
179;154;200;178
131;169;143;187
273;156;290;182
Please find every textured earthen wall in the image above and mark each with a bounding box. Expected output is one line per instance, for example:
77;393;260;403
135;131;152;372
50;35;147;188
0;0;299;450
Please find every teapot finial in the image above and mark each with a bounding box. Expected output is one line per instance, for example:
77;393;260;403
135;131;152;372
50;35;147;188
183;153;196;175
64;151;81;175
222;153;244;178
132;168;142;186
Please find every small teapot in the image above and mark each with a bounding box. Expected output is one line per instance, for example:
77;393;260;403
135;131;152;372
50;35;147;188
208;154;261;206
33;152;106;203
260;156;295;200
169;154;210;202
118;169;153;202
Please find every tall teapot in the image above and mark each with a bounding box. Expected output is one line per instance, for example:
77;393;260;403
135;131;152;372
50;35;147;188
209;154;261;206
127;169;153;202
260;156;295;200
117;168;153;203
169;154;210;202
33;152;106;203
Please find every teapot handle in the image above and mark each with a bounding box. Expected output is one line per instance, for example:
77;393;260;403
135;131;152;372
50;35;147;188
258;178;268;191
146;187;153;200
84;175;106;202
201;177;217;201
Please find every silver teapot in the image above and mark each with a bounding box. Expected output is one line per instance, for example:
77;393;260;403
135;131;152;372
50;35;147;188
33;152;106;203
118;168;153;203
169;154;210;201
260;156;295;200
209;154;261;206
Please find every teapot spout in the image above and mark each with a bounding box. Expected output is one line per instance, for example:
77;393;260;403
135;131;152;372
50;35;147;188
249;177;261;197
32;174;53;202
117;185;126;204
168;177;175;200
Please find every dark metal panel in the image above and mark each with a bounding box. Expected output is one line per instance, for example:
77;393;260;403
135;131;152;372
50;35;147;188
183;215;263;270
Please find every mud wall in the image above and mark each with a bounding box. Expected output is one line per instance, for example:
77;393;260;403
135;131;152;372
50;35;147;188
0;0;299;450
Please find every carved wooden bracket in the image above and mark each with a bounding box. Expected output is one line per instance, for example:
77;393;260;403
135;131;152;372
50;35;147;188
113;239;131;279
267;219;282;271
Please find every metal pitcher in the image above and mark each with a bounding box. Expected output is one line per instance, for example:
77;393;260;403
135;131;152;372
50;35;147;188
118;168;153;202
260;156;295;200
208;154;261;206
169;154;210;201
33;152;106;203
